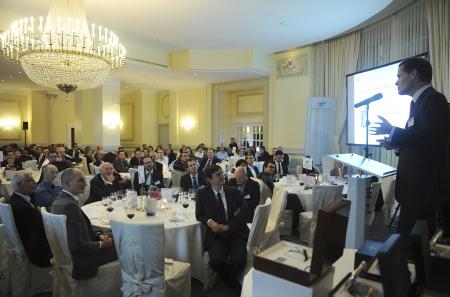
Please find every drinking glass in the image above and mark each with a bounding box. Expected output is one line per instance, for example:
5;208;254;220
101;196;110;207
124;200;136;220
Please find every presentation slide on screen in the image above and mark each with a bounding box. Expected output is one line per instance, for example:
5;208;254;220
347;62;412;146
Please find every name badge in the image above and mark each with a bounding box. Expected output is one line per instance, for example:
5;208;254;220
244;194;251;199
154;180;161;185
407;117;414;127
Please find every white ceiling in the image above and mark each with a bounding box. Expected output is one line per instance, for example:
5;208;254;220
0;0;395;91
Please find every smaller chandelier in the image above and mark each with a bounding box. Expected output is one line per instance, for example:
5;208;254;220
0;0;126;94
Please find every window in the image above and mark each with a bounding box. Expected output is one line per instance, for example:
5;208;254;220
233;121;263;148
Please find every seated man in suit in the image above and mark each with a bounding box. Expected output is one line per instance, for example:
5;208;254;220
173;151;189;172
274;150;289;177
330;161;348;178
85;162;121;204
113;150;129;173
196;165;249;295
52;146;73;172
52;168;117;280
245;154;259;178
133;156;164;194
9;171;52;267
129;149;144;168
93;149;104;166
260;160;276;193
198;149;221;172
149;151;164;174
228;166;260;223
35;164;63;208
1;150;20;171
257;146;271;162
37;147;50;170
180;158;207;192
155;148;169;172
67;142;83;164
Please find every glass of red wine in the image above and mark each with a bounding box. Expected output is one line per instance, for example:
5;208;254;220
124;200;136;220
180;192;189;209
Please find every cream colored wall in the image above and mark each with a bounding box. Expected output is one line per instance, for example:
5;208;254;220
30;91;49;144
157;92;170;125
169;86;211;147
0;90;29;146
48;94;76;145
141;90;159;146
269;46;312;151
120;91;142;147
74;88;103;146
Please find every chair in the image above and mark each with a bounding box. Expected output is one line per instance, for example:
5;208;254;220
299;184;344;246
261;186;288;250
250;177;271;205
79;175;95;206
0;203;53;297
170;170;187;188
366;182;381;226
22;160;38;171
0;197;5;204
0;224;13;296
110;219;191;297
129;168;138;190
80;157;90;175
41;208;122;297
89;163;101;175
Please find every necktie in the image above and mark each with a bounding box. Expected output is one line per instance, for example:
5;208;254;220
192;176;199;190
277;162;282;175
409;100;415;117
206;159;211;167
216;192;227;223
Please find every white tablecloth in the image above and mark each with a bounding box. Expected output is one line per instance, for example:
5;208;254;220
0;180;12;199
82;201;204;281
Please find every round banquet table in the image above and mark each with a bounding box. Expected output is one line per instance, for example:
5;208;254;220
82;200;204;281
0;179;13;199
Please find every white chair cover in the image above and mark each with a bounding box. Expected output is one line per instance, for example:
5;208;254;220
0;197;5;204
80;157;90;175
0;203;53;297
41;208;122;297
366;182;381;226
299;184;344;246
89;163;101;175
170;170;187;188
110;219;191;297
129;168;138;190
250;177;271;205
22;160;37;171
79;175;95;206
244;198;272;274
262;187;287;250
382;178;397;226
0;224;12;296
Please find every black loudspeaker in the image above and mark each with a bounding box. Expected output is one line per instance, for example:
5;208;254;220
22;121;28;130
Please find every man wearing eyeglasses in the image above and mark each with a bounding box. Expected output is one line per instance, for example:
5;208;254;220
259;160;276;193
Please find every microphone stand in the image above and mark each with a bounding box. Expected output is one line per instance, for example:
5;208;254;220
355;102;373;159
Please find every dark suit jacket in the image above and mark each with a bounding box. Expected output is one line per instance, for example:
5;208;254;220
228;178;260;223
133;168;164;195
85;174;121;205
51;191;115;279
180;172;207;192
196;185;249;249
173;158;187;172
129;156;144;168
257;151;271;162
9;193;52;267
113;159;129;173
274;160;289;176
246;165;260;178
259;172;275;193
198;157;221;172
391;87;448;206
51;159;73;172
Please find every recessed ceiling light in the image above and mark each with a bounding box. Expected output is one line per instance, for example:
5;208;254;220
9;75;13;78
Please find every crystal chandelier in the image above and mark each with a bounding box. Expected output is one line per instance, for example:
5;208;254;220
0;0;126;94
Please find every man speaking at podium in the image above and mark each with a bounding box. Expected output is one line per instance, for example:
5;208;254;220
371;57;449;240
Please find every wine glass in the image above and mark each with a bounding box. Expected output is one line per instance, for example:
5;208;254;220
180;193;189;209
101;196;110;207
124;201;136;220
117;190;124;200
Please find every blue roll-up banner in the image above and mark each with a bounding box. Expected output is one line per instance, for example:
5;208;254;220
304;97;337;166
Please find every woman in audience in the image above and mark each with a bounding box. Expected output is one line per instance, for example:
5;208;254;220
194;145;205;160
185;146;194;158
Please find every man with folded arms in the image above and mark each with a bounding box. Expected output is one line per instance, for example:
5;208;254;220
198;149;220;172
196;165;249;295
85;162;121;204
228;166;260;223
35;164;62;208
9;171;53;267
180;158;206;192
52;168;117;280
133;156;164;194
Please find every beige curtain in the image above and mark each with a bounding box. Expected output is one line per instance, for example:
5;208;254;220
427;0;450;100
313;32;360;153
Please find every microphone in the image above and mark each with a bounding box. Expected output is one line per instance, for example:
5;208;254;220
354;93;383;108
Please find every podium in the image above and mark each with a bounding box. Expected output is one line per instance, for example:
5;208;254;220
327;154;397;249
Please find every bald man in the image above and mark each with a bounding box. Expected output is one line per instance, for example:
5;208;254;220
52;168;117;279
35;164;63;207
85;162;121;205
228;166;260;223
